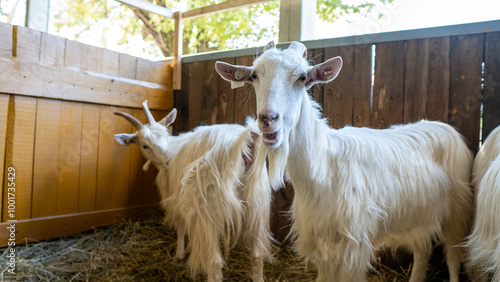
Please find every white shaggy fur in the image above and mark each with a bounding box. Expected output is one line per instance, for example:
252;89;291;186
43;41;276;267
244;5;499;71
216;41;474;282
114;101;273;282
467;125;500;282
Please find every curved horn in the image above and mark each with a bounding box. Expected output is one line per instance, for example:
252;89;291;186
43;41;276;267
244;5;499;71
142;100;156;124
114;112;144;130
263;41;275;52
288;41;307;58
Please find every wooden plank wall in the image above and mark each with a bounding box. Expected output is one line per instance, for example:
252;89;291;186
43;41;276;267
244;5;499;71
0;22;174;246
175;32;500;243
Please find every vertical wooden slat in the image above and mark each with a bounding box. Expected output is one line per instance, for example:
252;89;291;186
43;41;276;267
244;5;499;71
128;109;146;206
65;41;119;75
118;53;137;80
322;44;372;128
372;41;405;129
352;44;372;127
449;34;484;151
482;32;500;140
64;40;89;71
426;37;451;122
40;33;66;66
404;37;450;123
216;57;236;124
78;104;100;212
96;108;116;210
188;59;221;128
3;96;37;221
321;44;372;128
0;22;13;57
323;46;354;128
173;11;183;90
174;62;191;134
187;60;204;129
202;60;219;125
136;58;168;85
233;55;256;124
96;107;132;210
95;47;119;76
309;48;324;107
404;39;430;123
56;102;83;215
0;94;9;217
32;99;61;218
14;26;41;62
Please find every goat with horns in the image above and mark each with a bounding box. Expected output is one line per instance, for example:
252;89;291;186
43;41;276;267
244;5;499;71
114;101;273;282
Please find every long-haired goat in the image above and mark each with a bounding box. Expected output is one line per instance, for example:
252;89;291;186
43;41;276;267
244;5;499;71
114;101;273;282
467;125;500;282
215;41;474;282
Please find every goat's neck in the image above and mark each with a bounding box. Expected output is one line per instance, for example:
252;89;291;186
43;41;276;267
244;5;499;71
286;91;332;187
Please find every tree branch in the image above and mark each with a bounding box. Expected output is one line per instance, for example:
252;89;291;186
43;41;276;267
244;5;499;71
131;7;170;56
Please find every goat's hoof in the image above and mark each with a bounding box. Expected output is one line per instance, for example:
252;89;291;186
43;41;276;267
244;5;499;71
173;253;186;261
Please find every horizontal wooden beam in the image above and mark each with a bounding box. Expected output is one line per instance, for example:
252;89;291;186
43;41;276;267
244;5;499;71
0;57;173;110
0;204;161;247
182;0;273;20
180;19;500;63
116;0;174;18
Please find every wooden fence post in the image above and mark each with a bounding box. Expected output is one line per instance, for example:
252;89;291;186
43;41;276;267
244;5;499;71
173;11;183;90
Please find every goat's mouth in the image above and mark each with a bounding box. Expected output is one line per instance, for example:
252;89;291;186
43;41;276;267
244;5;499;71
262;130;280;147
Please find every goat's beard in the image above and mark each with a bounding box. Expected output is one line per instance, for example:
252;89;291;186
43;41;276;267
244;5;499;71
266;130;290;190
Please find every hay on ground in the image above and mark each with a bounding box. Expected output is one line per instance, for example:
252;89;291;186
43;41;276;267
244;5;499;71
0;211;455;281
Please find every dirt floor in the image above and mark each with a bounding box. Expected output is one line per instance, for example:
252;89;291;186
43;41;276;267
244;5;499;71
0;211;462;281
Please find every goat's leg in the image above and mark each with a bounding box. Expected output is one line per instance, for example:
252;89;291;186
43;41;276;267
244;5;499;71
187;221;224;282
443;208;470;282
444;243;463;282
409;244;432;282
173;224;186;260
205;254;223;282
250;255;264;282
316;261;367;282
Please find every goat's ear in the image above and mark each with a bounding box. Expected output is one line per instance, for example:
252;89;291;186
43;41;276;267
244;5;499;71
159;108;177;127
215;61;253;83
306;56;343;87
115;133;137;145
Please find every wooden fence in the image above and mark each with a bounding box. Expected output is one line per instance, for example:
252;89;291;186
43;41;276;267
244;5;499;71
0;22;173;247
174;22;500;242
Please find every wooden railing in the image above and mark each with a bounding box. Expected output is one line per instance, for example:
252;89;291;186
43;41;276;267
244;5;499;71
116;0;276;90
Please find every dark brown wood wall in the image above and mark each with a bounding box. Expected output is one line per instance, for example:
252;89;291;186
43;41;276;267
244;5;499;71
174;32;500;242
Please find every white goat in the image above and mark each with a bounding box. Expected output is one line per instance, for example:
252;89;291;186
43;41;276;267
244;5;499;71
467;125;500;282
114;101;273;282
215;41;474;282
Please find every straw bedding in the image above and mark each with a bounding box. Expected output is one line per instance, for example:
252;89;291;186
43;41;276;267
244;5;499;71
0;211;454;281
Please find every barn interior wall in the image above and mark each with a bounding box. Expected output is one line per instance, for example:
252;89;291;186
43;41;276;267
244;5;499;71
0;22;174;246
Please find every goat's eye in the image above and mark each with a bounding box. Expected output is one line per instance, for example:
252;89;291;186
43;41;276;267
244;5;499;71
251;72;257;79
143;145;150;149
299;75;307;82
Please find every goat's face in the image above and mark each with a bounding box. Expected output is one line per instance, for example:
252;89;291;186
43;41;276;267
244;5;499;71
114;103;177;168
216;41;342;149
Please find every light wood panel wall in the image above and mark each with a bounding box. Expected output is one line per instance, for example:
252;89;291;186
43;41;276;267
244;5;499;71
0;22;173;246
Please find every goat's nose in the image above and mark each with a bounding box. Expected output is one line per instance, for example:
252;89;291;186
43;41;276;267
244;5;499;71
259;112;279;127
